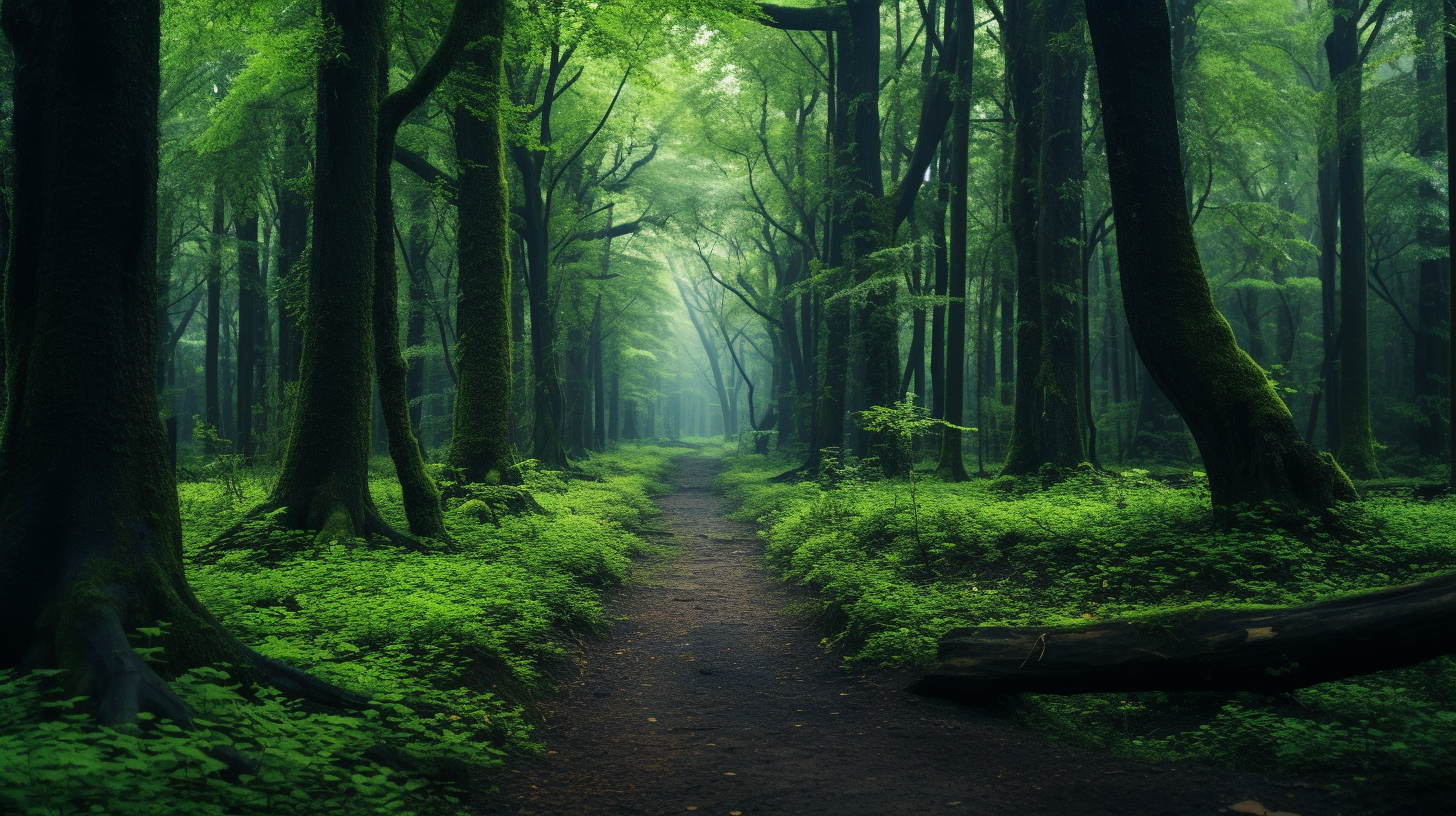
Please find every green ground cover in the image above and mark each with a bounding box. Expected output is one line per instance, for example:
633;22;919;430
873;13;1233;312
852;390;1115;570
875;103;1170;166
0;445;686;816
715;448;1456;806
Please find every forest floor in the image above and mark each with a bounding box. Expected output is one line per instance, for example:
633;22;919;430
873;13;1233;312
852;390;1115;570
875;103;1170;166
477;455;1345;816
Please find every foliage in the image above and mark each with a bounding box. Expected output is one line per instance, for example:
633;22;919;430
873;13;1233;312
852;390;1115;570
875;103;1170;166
716;452;1456;799
0;446;687;815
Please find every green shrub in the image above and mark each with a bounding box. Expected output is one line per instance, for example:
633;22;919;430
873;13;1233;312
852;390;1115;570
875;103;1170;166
0;445;687;815
717;452;1456;798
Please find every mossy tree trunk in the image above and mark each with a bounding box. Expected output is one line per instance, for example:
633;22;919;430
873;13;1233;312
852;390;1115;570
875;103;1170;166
1085;0;1356;511
1002;0;1046;475
0;0;355;725
236;207;260;461
449;4;517;486
1004;0;1087;474
1327;0;1379;478
267;0;390;540
371;0;485;538
205;184;224;447
934;0;972;482
1031;0;1088;468
1448;0;1456;486
760;0;955;475
1414;4;1447;459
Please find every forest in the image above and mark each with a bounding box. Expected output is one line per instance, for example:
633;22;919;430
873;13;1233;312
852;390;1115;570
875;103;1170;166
2;0;1456;813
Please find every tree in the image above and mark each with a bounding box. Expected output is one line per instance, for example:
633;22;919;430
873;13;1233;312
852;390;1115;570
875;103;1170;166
265;0;394;541
1326;0;1390;478
371;0;486;538
0;0;351;725
449;0;518;485
1084;0;1354;511
934;0;973;481
1002;0;1088;474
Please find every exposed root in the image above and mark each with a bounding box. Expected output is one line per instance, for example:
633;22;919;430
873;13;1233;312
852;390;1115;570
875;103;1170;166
245;649;369;710
78;609;193;728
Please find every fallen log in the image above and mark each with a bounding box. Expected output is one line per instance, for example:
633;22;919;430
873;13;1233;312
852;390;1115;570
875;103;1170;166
911;572;1456;698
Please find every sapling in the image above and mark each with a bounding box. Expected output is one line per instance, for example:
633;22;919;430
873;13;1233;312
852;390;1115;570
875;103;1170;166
858;394;975;572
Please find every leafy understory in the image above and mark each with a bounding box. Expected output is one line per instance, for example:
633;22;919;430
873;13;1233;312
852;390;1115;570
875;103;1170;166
0;445;685;816
716;451;1456;804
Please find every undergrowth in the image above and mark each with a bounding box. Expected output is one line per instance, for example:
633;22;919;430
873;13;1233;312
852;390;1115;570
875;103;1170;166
0;444;685;816
716;449;1456;806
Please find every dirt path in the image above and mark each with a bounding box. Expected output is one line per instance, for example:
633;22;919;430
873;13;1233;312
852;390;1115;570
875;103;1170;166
480;456;1343;815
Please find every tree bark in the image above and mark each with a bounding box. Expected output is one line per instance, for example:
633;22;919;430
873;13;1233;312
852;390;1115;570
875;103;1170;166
1448;0;1456;486
371;0;487;538
1328;1;1379;478
915;572;1456;697
1085;0;1355;511
275;116;307;391
236;208;260;461
1030;0;1088;468
935;0;972;481
450;7;517;486
1002;0;1047;474
1415;4;1447;459
0;0;356;725
205;184;224;448
267;0;395;541
404;191;430;436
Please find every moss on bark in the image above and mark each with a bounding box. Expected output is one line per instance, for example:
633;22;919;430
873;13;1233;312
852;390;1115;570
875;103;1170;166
1086;0;1355;513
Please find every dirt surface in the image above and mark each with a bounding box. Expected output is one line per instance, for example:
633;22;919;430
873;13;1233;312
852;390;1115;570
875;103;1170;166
478;456;1348;816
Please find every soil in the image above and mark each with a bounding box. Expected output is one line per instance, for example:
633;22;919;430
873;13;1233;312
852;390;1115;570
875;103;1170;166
477;456;1349;816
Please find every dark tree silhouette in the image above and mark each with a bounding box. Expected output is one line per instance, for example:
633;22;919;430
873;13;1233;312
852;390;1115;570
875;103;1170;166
1085;0;1354;511
0;0;353;726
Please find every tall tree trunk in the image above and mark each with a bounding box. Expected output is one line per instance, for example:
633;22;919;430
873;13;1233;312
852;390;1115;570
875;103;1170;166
518;160;570;468
267;0;395;541
405;192;430;435
935;0;973;481
369;0;485;537
450;14;517;485
623;400;639;440
564;323;587;455
1002;0;1047;474
205;184;224;449
1030;0;1088;468
236;208;259;461
1085;0;1355;512
1415;4;1447;459
1328;2;1379;478
0;0;353;724
608;368;620;442
591;295;606;451
930;150;950;420
1448;0;1456;485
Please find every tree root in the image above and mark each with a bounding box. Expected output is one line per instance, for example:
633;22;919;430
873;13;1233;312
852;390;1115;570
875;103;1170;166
244;649;369;710
196;503;430;563
76;608;195;727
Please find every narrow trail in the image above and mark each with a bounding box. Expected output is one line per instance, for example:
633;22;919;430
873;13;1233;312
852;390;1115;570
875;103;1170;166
481;456;1342;815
